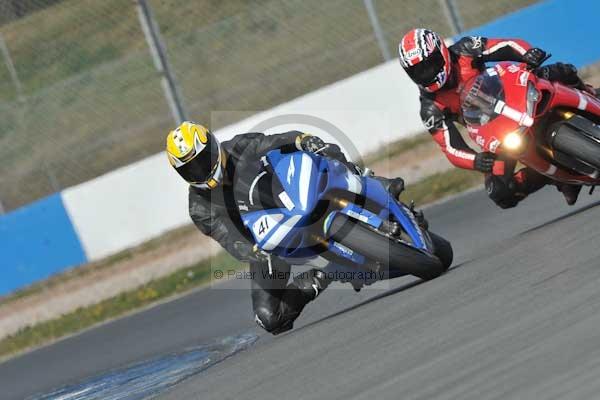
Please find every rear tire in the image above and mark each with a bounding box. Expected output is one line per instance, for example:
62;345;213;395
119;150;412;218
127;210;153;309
329;215;448;280
552;124;600;170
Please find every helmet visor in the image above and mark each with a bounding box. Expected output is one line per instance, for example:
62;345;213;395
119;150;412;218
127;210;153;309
405;50;445;86
176;135;220;185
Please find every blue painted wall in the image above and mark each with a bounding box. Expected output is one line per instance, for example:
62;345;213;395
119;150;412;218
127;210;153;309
461;0;600;68
0;194;87;295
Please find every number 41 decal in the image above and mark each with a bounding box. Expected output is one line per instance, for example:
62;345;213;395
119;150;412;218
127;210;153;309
253;214;283;241
258;218;269;235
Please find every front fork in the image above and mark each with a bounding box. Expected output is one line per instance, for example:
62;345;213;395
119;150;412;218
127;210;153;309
320;195;432;265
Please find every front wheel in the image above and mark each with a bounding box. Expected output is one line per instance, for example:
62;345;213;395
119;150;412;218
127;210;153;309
429;231;453;270
329;215;450;280
551;117;600;170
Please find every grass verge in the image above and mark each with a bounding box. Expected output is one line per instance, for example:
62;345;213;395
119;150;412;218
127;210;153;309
0;166;484;361
363;133;430;165
0;252;243;360
402;168;483;206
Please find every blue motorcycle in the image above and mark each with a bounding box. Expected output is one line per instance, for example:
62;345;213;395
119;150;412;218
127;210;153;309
239;149;453;280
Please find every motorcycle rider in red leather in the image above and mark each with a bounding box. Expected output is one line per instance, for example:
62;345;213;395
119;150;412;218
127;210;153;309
399;28;595;208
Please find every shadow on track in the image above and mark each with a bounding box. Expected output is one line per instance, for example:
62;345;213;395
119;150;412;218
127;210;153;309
519;200;600;236
291;262;469;335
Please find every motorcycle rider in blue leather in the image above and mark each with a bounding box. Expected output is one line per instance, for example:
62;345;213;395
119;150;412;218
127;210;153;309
166;122;405;334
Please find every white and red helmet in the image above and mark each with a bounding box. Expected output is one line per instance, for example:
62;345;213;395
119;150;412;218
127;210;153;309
399;29;452;93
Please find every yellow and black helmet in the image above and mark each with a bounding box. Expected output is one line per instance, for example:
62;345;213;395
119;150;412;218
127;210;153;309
166;122;224;190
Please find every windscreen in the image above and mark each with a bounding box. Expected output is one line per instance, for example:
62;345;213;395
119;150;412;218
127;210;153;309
461;73;505;126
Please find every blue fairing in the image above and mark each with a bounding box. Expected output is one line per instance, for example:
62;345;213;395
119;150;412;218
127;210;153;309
271;151;322;215
241;149;430;263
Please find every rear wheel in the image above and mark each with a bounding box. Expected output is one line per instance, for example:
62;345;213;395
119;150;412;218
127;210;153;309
329;215;449;280
552;124;600;170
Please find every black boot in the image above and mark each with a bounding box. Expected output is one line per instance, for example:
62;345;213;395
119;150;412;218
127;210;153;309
413;208;429;230
373;176;405;199
388;177;405;200
290;269;331;301
558;184;582;206
262;269;330;334
255;269;330;335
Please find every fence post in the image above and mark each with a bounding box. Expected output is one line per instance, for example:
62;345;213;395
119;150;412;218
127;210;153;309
363;0;392;62
440;0;464;36
39;157;61;193
0;32;25;103
135;0;187;124
0;31;30;208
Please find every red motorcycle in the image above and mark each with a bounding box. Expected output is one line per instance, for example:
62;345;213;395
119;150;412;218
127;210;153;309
460;58;600;187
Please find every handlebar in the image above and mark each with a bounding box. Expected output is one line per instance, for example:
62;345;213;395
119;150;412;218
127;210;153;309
527;53;552;71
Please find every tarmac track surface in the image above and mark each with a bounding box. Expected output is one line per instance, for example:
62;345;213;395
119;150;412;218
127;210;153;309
3;186;600;399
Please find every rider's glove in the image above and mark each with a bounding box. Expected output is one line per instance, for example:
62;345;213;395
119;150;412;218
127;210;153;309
523;48;547;68
348;162;364;175
233;241;269;263
299;134;361;173
474;152;496;173
300;135;328;154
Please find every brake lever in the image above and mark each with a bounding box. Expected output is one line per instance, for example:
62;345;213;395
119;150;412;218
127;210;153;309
313;143;330;155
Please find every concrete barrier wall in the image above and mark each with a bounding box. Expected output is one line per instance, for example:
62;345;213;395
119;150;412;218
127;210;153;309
61;59;423;262
1;0;599;295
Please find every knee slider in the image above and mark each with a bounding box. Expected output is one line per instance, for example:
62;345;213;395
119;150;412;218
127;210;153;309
254;307;279;333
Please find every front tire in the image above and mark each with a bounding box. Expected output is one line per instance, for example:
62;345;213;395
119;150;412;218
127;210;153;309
551;119;600;170
429;231;453;270
329;215;449;280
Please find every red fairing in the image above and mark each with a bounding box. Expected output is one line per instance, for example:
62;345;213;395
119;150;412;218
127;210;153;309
548;82;600;115
460;62;600;185
462;64;528;153
417;36;535;174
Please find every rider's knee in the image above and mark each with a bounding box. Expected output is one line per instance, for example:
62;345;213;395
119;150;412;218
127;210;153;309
254;307;292;335
485;175;521;209
254;307;278;332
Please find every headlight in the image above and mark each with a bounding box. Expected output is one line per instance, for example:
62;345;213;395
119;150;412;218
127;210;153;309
503;131;524;151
